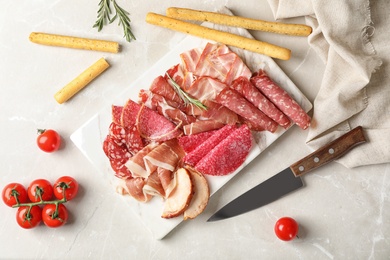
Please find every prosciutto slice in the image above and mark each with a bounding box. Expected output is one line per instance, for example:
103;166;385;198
125;143;158;178
149;75;184;105
143;139;184;175
143;171;165;198
120;178;152;203
199;100;238;125
183;120;225;135
186;76;227;101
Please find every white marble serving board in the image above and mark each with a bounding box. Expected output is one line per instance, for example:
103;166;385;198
70;16;312;239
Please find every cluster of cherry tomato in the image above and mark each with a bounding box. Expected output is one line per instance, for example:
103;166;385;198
2;176;79;229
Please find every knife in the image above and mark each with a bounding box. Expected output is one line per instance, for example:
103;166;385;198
207;126;366;222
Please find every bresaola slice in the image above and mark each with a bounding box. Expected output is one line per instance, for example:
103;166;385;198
195;124;253;176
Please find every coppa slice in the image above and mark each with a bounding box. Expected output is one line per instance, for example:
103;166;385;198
183;124;236;167
161;168;194;219
195;124;252;176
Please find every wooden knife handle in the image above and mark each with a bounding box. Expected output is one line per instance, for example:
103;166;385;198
290;126;366;177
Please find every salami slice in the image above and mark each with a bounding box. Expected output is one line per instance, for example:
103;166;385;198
251;70;311;130
121;99;142;129
112;105;123;125
103;135;131;163
183;125;236;167
215;87;278;132
110;159;132;179
231;77;291;128
178;130;217;153
195;124;252;176
137;104;182;142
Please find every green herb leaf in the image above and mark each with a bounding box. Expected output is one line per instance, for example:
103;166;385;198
166;73;207;110
94;0;135;42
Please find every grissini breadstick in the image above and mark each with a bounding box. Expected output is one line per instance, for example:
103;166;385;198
29;32;120;53
54;58;110;104
146;13;291;60
166;7;312;37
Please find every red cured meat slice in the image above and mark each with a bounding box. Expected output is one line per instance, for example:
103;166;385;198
112;105;123;125
231;77;291;128
140;90;196;126
143;139;183;175
251;70;311;130
121;99;142;129
125;125;144;155
183;124;236;167
215;87;278;132
110;159;132;179
200;100;238;125
224;54;252;85
108;122;127;145
157;167;176;198
123;178;152;202
143;171;165;197
125;143;158;178
137;105;182;142
178;130;217;153
180;47;202;72
103;135;131;163
150;75;184;105
183;120;225;135
186;76;227;101
195;124;252;176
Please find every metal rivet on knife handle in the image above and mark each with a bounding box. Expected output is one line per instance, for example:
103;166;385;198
290;126;366;177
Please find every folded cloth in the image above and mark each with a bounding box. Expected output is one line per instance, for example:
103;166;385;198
267;0;390;168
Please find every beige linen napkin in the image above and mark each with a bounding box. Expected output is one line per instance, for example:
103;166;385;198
267;0;390;168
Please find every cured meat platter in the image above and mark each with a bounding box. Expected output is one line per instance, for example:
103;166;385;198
70;10;312;239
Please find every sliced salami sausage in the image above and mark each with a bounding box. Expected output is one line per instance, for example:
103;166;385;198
231;77;291;128
103;135;131;163
121;99;142;129
215;87;278;132
195;124;252;176
112;105;123;125
178;130;217;153
183;125;236;167
251;70;311;130
137;104;182;142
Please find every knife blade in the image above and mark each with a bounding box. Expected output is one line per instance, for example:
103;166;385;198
208;126;366;222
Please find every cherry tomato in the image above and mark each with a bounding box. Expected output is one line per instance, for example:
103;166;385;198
42;204;68;228
53;176;79;201
36;129;61;153
16;206;42;229
274;217;299;241
27;179;53;202
2;183;29;207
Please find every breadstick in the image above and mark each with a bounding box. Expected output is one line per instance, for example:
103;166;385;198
146;13;291;60
166;7;312;37
54;58;110;104
29;32;120;53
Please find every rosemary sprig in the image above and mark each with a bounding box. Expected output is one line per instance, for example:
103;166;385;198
166;73;207;110
93;0;136;42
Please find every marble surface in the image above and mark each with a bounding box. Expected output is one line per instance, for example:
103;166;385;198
0;1;388;259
